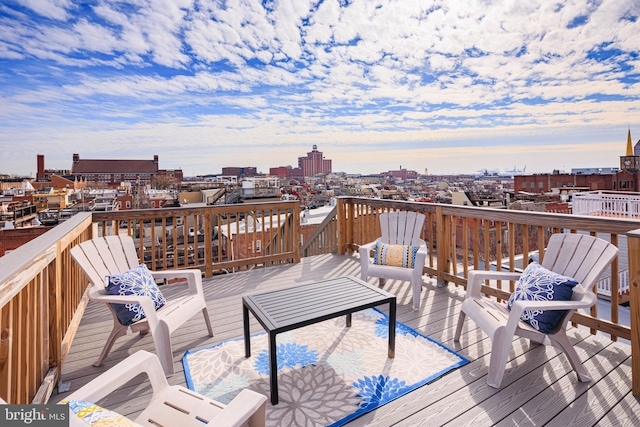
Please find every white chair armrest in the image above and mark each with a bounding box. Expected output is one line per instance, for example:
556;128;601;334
210;389;267;427
151;269;203;295
88;291;159;325
65;351;169;403
359;240;379;255
466;270;522;299
509;293;596;316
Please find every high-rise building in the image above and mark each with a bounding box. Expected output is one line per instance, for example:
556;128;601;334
298;145;332;177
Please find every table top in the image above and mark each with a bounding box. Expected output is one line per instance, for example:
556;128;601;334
242;275;396;334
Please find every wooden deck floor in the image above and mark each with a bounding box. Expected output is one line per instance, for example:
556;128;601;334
52;253;640;426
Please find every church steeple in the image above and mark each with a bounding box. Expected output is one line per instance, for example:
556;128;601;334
621;127;639;171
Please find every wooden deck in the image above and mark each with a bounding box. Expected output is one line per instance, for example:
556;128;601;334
52;254;639;426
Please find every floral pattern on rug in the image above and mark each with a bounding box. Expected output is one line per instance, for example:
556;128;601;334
183;308;468;427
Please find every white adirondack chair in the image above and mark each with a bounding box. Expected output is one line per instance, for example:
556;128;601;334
63;350;267;427
70;235;214;375
359;211;428;310
454;233;618;388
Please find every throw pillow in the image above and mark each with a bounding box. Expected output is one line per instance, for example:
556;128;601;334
507;261;578;334
61;399;142;426
106;264;166;326
373;242;420;269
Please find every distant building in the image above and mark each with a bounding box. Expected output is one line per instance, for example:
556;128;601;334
269;165;304;181
571;167;619;174
515;128;640;193
514;172;614;193
221;167;258;178
298;145;332;177
70;153;182;188
384;167;418;181
36;154;71;181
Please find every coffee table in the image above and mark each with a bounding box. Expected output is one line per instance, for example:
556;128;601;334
242;275;396;405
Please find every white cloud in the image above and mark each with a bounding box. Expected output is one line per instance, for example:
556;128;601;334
16;0;73;21
0;0;638;177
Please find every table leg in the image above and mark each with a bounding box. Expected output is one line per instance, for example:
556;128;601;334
346;312;352;327
243;304;251;358
269;332;278;405
388;299;396;358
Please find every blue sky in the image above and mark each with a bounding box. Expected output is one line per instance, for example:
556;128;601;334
1;0;639;177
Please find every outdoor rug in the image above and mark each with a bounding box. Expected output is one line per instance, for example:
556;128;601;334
183;308;469;426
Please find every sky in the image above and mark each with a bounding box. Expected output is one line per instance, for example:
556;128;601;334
1;0;640;178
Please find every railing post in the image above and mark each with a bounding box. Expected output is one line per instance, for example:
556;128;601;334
204;213;213;277
49;241;62;376
626;228;640;397
292;202;301;263
435;206;449;287
336;198;346;255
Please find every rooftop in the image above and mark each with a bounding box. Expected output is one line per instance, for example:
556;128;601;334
51;253;638;426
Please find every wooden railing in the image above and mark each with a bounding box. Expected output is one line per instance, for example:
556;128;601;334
93;200;301;276
0;201;301;404
2;196;639;402
0;213;93;404
336;196;640;396
301;205;338;257
573;190;640;219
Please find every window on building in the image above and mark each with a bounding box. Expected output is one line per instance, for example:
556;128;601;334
538;182;544;189
125;201;131;208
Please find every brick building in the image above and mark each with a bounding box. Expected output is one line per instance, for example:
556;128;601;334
514;172;614;193
298;145;332;177
221;167;257;178
514;129;640;194
0;227;50;256
269;165;304;181
71;154;183;188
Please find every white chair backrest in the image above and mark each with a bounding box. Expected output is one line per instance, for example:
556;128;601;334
379;211;426;245
70;235;141;290
540;233;618;294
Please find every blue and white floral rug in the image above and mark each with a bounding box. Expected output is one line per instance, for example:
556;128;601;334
183;308;468;426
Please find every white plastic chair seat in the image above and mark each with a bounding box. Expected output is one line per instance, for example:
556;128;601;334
71;235;214;375
454;233;618;388
64;350;267;427
359;211;427;310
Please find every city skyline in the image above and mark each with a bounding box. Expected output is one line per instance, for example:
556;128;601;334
1;1;640;177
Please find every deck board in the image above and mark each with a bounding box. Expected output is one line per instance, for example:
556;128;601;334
52;253;637;426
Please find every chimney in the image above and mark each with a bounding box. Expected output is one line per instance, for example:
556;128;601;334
36;154;45;181
73;153;80;163
153;155;159;164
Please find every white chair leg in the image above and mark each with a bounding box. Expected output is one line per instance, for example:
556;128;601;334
454;311;466;342
95;323;128;367
411;278;422;310
552;331;591;382
486;330;512;388
153;324;175;376
202;307;214;337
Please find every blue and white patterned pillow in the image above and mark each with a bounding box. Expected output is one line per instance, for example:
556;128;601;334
373;242;420;269
507;261;578;334
106;264;166;326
